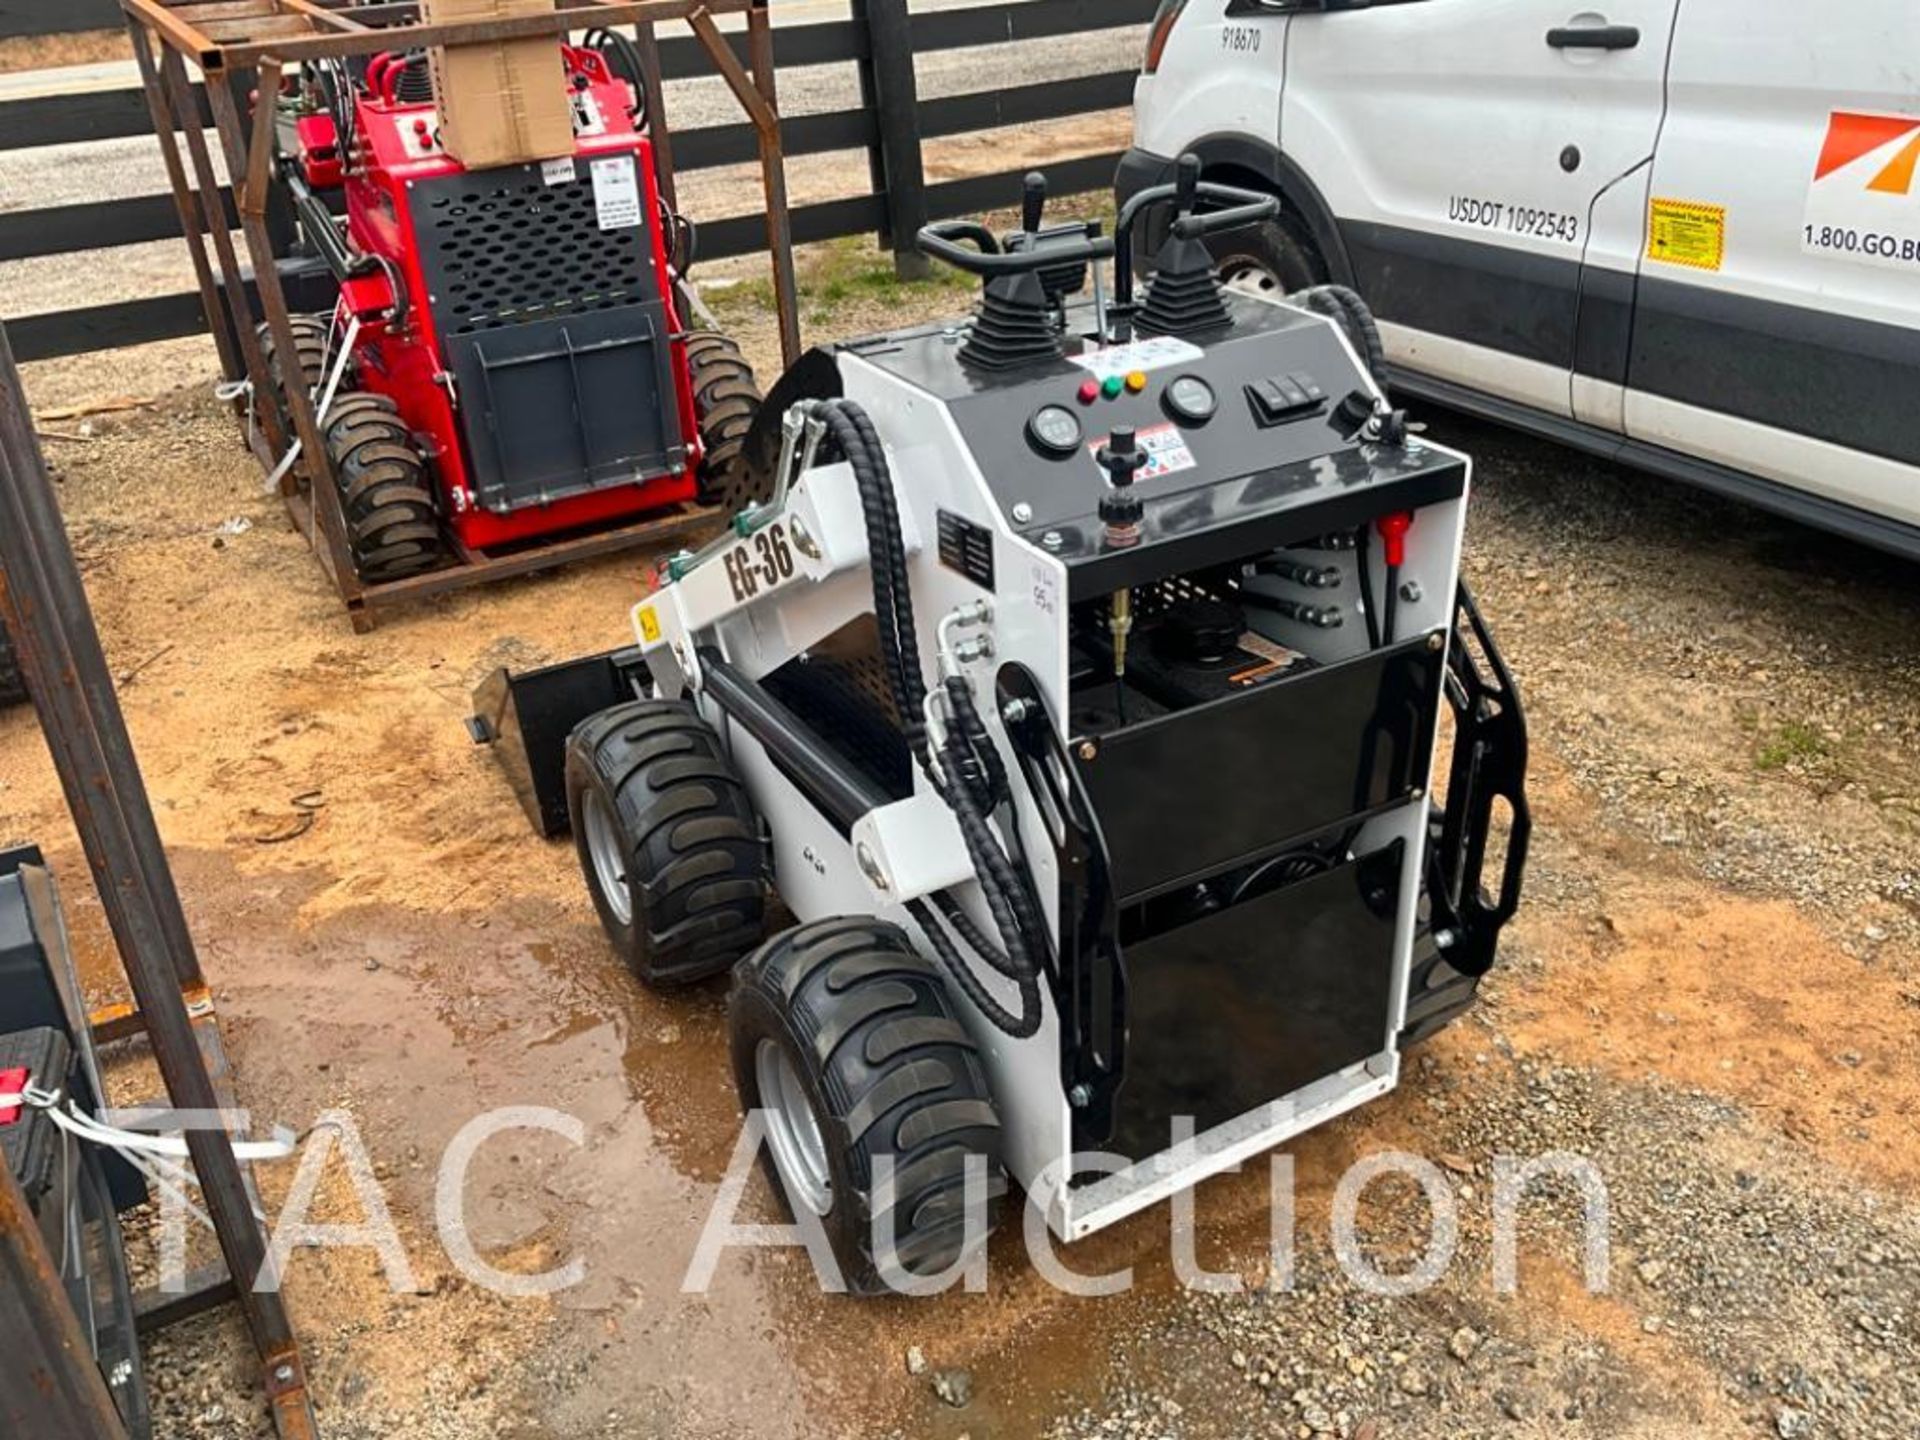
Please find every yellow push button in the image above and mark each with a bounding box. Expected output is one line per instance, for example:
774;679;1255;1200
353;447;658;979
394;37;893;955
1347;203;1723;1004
1125;370;1149;394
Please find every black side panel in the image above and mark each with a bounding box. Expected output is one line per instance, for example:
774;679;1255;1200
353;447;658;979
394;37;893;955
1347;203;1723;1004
1389;363;1920;563
408;159;686;511
1332;213;1920;468
1339;219;1580;371
447;305;685;510
1075;634;1442;903
1630;276;1920;467
1573;262;1636;386
1107;842;1403;1161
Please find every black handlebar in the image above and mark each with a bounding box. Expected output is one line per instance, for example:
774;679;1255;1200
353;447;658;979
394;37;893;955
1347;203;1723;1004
1114;154;1279;307
915;152;1277;322
916;218;1115;278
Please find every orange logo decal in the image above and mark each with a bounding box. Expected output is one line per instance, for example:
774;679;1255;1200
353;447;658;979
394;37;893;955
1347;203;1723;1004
1815;111;1920;195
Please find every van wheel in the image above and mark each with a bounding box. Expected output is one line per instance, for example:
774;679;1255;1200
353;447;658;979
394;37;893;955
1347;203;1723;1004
1209;214;1327;300
729;918;1007;1295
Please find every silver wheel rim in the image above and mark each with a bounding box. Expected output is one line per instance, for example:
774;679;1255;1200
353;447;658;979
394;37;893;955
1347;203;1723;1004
756;1038;832;1216
582;789;633;928
1221;257;1284;299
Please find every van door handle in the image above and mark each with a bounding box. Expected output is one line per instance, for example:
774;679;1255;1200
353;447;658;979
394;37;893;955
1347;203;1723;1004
1547;23;1641;49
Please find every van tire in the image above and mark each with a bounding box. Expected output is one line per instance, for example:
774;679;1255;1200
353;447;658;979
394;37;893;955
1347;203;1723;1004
1208;215;1328;301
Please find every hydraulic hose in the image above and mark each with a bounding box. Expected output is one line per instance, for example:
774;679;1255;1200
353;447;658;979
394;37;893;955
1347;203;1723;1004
585;27;653;128
1293;284;1386;384
815;398;1044;1038
1354;524;1383;651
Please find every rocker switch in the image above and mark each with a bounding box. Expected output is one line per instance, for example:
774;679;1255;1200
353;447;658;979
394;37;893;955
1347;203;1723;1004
1247;374;1325;427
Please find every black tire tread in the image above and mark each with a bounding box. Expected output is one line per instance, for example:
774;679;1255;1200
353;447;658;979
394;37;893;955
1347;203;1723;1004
322;389;444;583
0;623;25;708
685;330;765;512
257;313;333;400
731;917;1007;1294
567;699;766;985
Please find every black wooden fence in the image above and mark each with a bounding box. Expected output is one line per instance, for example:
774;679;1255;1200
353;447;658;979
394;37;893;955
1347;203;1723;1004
0;0;1155;362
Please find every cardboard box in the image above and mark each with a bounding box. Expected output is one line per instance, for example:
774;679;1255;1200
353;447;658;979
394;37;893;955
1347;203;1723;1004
423;0;575;170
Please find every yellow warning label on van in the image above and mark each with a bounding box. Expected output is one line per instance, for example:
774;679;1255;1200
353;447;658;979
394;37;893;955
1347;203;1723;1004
1647;199;1726;270
636;605;662;644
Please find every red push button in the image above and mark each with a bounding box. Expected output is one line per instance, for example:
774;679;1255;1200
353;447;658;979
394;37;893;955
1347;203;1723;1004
1077;380;1101;405
0;1066;28;1126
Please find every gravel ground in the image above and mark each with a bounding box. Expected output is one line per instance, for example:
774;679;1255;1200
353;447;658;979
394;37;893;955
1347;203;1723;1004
1021;421;1920;1440
2;43;1917;1438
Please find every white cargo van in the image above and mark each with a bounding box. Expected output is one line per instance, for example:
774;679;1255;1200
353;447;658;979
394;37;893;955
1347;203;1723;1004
1119;0;1920;557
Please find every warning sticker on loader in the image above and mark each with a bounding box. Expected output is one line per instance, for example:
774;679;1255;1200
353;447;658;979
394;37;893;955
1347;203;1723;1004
1086;422;1195;481
636;604;662;644
590;155;643;230
1646;199;1725;271
1802;110;1920;271
1069;336;1203;382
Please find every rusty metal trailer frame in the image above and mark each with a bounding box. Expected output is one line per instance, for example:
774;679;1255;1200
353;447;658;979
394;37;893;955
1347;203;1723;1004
121;0;802;632
0;321;319;1435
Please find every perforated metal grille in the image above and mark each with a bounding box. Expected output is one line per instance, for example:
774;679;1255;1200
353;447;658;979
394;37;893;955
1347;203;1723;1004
409;161;659;338
761;618;912;801
1134;572;1233;621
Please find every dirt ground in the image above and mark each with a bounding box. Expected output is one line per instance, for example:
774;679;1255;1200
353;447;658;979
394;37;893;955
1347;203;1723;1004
3;225;1919;1440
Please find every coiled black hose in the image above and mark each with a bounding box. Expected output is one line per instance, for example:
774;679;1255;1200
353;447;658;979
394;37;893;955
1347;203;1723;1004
585;27;652;129
814;399;1044;1038
1293;284;1386;383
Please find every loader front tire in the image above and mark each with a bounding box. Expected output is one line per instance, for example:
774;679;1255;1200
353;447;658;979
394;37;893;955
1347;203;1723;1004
565;699;766;986
321;393;445;583
729;917;1007;1295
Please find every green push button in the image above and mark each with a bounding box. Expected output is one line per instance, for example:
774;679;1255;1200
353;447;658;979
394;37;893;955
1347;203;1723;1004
1101;374;1126;400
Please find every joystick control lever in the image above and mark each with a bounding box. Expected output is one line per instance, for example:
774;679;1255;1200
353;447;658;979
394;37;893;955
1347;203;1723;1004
1022;171;1047;237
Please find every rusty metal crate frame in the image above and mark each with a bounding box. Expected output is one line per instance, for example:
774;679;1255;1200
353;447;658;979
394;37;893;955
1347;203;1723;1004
121;0;803;632
1;320;312;1437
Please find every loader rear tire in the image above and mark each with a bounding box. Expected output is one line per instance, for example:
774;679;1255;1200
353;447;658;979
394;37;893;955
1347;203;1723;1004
256;313;337;441
321;392;445;583
566;699;767;986
729;917;1007;1294
685;331;765;513
0;623;26;708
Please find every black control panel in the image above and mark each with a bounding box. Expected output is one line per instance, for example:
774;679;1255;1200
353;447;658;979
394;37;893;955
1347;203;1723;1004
841;292;1465;598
